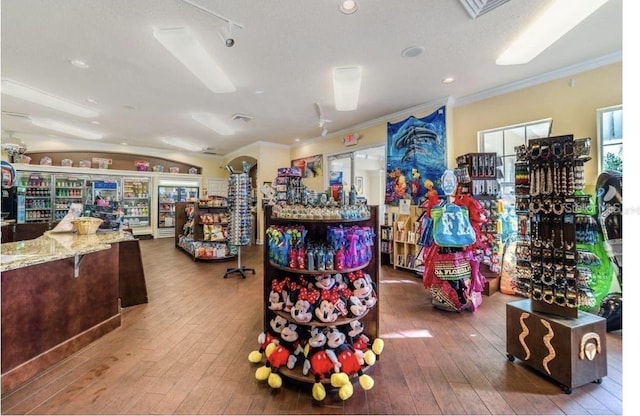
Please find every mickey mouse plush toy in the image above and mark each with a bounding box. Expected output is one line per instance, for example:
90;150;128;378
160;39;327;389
303;327;339;401
325;327;375;400
255;321;305;389
248;314;288;363
345;320;384;364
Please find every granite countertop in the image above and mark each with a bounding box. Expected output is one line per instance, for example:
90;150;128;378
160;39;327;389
1;230;136;272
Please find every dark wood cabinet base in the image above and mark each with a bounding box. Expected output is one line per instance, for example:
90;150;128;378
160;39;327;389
506;299;607;393
1;245;121;393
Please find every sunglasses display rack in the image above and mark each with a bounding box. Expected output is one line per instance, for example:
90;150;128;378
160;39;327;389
454;152;503;295
224;172;256;278
506;135;607;394
253;204;381;401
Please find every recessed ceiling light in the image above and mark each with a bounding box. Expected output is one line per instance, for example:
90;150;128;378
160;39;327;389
70;59;89;69
120;142;128;146
338;0;358;14
442;77;455;84
401;46;425;58
90;120;101;125
294;137;300;142
86;98;97;104
254;90;265;95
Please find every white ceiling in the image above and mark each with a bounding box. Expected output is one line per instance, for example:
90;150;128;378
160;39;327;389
1;0;623;157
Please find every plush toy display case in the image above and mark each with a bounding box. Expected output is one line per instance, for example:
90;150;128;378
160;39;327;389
253;205;381;401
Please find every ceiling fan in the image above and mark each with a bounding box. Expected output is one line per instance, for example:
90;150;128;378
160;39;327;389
314;102;332;137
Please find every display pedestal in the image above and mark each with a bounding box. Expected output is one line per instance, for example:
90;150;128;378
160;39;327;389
224;245;255;279
506;299;607;393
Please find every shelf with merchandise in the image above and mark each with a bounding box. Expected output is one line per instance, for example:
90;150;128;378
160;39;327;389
252;204;382;402
174;201;237;261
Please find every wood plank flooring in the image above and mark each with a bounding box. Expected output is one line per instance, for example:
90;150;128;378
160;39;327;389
1;238;623;415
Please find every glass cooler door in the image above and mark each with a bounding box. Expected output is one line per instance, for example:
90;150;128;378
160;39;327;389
53;175;86;222
15;171;53;224
121;177;151;228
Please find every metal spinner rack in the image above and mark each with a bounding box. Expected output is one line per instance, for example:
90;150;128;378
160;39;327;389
224;171;255;279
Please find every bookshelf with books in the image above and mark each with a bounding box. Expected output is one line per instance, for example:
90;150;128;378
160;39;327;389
380;224;393;266
391;206;424;272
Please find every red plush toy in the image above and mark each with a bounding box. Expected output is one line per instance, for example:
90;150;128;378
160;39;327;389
303;327;339;401
255;321;305;389
248;314;287;363
325;326;374;400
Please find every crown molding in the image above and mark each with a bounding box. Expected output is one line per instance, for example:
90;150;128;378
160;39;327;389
455;51;622;106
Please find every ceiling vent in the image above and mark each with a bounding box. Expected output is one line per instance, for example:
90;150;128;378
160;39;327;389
202;147;218;155
231;113;253;122
458;0;511;19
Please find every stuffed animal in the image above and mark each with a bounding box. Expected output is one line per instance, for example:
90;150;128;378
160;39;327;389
315;289;341;323
255;322;305;388
346;320;384;364
303;327;339;401
350;271;378;308
248;314;287;363
325;327;374;400
267;278;289;311
290;286;319;323
314;273;336;290
334;273;348;291
348;294;368;317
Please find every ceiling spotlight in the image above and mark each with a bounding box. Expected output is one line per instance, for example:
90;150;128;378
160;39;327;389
338;0;358;14
442;77;456;84
177;0;243;48
220;21;235;47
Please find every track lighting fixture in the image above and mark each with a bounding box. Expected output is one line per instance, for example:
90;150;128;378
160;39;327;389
177;0;243;47
220;21;235;47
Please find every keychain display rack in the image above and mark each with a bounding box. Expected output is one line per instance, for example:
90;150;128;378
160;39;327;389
514;134;596;318
507;135;607;394
225;172;256;279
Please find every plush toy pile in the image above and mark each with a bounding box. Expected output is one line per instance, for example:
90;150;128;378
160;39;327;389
249;315;384;401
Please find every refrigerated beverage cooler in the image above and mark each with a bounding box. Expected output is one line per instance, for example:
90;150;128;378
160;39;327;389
15;172;53;223
54;175;87;221
157;180;199;238
121;177;151;235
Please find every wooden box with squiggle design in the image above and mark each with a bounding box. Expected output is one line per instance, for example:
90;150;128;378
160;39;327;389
506;299;607;394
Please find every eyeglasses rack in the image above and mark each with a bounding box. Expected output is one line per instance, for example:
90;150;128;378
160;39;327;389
224;172;256;279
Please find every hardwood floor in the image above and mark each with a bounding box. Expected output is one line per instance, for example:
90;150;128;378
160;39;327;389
1;238;623;415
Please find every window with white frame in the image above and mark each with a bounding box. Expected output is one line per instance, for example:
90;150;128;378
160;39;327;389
598;105;622;173
479;119;553;207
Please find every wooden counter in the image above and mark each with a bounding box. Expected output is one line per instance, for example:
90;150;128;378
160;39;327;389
1;230;147;393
